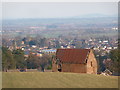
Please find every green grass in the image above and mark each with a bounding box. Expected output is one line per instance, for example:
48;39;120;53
0;72;2;89
2;72;118;88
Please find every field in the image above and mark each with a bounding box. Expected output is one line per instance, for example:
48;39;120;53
2;72;118;88
0;72;1;89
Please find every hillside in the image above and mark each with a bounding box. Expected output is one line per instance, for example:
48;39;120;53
2;72;118;88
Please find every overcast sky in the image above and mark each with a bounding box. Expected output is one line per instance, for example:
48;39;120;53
2;2;118;19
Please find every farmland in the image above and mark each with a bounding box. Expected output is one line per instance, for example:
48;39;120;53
2;72;118;88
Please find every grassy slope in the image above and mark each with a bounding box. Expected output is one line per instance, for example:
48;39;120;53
0;72;2;89
2;72;118;88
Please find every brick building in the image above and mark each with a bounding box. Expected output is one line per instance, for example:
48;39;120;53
52;49;97;74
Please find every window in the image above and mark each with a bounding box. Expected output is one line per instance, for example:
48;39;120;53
91;62;92;67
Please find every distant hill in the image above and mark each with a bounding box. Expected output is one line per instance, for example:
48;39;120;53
2;15;117;38
72;13;117;18
2;72;118;88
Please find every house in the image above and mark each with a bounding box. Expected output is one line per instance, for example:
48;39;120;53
101;69;112;76
52;49;97;74
24;50;30;57
36;52;43;57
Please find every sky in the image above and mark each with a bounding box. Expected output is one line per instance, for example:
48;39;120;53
2;2;118;19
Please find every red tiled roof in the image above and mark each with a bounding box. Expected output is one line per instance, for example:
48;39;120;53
56;49;90;64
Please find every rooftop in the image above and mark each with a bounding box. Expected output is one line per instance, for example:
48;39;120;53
56;49;90;64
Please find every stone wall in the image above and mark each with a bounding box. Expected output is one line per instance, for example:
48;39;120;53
86;50;97;74
62;63;87;73
52;60;58;72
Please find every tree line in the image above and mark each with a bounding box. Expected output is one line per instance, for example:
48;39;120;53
2;46;120;75
94;48;120;75
2;47;52;72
